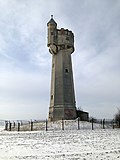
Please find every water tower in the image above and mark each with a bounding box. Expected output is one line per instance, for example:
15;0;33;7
47;16;77;121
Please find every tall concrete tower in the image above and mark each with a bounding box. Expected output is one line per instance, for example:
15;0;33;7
47;16;77;121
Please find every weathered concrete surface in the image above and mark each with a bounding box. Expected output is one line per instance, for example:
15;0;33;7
47;16;76;121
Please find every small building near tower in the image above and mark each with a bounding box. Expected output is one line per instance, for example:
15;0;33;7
76;109;89;121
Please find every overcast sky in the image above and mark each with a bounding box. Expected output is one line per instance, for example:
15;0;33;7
0;0;120;120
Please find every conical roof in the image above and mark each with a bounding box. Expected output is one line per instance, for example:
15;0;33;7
47;15;57;26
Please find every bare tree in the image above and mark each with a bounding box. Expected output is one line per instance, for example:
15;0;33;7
114;108;120;128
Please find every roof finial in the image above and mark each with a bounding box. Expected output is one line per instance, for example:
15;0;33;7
51;15;53;19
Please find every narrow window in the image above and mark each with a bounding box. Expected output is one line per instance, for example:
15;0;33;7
51;95;53;99
67;45;71;49
51;32;54;35
65;69;69;73
61;29;64;35
66;37;69;41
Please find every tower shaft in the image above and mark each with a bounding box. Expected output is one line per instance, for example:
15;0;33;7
47;16;77;121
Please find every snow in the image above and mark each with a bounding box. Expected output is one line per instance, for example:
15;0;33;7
0;124;120;159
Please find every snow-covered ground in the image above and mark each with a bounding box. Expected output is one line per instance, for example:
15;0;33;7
0;128;120;160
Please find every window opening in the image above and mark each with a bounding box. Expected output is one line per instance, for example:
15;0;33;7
51;32;54;35
51;95;53;99
65;69;69;73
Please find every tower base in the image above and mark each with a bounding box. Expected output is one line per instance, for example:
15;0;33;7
48;105;77;121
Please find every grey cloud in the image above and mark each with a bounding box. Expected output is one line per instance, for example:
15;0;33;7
0;0;120;119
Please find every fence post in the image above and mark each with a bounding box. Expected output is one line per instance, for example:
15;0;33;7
5;121;8;130
101;119;102;129
46;119;48;131
78;117;80;130
112;119;114;129
31;121;33;131
18;122;20;132
62;119;64;130
9;122;12;131
103;119;105;129
92;118;94;130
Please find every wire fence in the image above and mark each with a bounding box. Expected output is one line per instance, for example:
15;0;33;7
4;118;120;132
